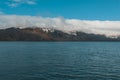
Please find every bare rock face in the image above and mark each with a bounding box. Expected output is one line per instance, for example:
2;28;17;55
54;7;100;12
0;27;119;41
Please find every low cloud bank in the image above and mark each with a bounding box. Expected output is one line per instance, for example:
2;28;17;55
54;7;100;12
0;14;120;36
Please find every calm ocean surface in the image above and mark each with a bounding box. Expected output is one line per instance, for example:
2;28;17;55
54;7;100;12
0;42;120;80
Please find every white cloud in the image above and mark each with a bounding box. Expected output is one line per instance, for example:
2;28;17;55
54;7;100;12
13;0;21;2
6;0;37;7
0;14;120;37
6;3;18;7
26;0;36;4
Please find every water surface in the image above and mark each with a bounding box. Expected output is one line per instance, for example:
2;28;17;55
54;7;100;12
0;42;120;80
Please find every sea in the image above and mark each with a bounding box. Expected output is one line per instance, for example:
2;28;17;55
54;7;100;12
0;42;120;80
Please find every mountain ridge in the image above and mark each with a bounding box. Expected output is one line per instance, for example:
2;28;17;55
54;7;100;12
0;27;119;41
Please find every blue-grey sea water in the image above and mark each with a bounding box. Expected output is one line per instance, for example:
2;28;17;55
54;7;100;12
0;42;120;80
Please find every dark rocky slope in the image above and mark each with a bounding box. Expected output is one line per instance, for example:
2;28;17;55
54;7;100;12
0;27;119;41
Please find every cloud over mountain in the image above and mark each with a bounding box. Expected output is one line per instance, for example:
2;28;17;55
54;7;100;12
0;14;120;37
